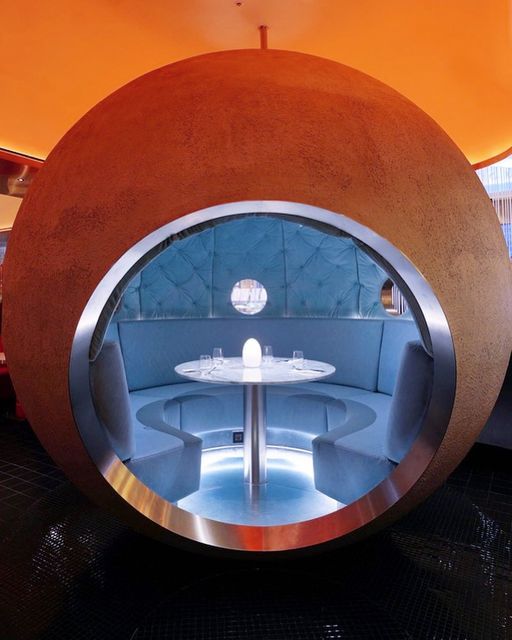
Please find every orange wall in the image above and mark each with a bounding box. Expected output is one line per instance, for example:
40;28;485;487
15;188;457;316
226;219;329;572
1;0;511;165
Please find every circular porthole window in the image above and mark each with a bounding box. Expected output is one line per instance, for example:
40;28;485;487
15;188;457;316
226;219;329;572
231;279;267;315
381;278;408;316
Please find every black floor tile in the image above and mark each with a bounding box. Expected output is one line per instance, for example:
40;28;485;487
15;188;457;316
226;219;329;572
0;418;510;640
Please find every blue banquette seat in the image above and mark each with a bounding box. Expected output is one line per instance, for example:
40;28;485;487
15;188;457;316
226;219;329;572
93;317;433;504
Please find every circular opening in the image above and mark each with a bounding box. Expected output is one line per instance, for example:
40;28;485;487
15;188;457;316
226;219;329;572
381;278;408;316
231;279;267;315
70;201;455;553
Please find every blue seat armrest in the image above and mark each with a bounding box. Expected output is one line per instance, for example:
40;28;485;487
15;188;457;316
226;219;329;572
312;399;376;446
136;400;203;446
312;400;384;504
127;438;202;503
131;399;203;502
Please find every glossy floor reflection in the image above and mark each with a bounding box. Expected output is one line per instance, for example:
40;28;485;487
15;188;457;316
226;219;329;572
0;419;510;640
177;446;341;525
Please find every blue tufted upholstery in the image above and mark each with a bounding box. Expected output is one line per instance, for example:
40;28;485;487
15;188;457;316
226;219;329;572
282;223;360;317
213;217;287;317
117;272;143;320
113;217;396;321
140;230;213;318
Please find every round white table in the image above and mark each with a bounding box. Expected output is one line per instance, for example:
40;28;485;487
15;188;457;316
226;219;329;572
175;357;335;486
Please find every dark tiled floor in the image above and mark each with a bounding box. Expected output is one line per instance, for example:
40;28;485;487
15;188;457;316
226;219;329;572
0;419;510;640
0;421;66;538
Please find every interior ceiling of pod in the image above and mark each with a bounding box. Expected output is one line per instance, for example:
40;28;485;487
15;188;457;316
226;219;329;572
1;0;511;166
111;216;397;322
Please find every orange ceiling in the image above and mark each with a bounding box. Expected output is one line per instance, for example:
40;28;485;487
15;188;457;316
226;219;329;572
2;0;511;165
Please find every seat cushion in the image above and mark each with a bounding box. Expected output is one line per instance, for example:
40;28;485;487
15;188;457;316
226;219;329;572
129;401;202;503
128;424;201;503
286;381;375;400
129;382;393;453
313;419;395;504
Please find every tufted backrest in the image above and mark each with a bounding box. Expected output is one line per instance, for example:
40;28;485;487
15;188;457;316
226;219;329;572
113;216;396;321
117;317;386;392
385;340;434;463
90;341;136;461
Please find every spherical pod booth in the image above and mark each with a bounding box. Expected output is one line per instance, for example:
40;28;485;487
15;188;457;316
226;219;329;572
3;50;511;556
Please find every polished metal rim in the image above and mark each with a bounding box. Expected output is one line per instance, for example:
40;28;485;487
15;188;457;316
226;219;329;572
69;201;456;552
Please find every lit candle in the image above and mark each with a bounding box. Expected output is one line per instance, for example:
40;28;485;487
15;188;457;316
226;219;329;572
242;338;262;368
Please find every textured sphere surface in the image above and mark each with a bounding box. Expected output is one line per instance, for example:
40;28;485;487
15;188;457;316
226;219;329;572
3;50;511;554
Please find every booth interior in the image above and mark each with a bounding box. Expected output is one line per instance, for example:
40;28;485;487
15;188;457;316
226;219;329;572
90;214;434;526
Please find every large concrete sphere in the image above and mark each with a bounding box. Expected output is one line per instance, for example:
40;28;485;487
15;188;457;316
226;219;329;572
3;50;511;555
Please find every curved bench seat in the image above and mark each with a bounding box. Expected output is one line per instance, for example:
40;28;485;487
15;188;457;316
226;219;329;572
131;383;349;450
91;343;202;503
311;341;433;504
312;400;393;504
93;317;433;506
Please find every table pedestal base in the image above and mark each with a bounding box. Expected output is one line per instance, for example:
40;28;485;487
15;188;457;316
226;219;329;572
243;384;267;485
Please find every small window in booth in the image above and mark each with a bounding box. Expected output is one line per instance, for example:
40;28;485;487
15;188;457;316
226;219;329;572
381;278;408;316
231;279;267;315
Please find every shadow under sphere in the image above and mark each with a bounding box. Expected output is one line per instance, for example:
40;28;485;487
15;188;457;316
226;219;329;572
3;49;511;555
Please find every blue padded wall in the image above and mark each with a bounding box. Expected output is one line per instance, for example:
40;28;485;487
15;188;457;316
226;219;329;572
213;217;286;317
140;230;213;318
114;216;402;321
116;272;142;320
283;223;360;317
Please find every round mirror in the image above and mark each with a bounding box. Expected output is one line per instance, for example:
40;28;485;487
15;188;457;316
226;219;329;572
231;279;267;315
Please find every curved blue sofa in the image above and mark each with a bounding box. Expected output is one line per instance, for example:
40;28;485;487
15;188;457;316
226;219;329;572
91;341;202;503
94;316;432;504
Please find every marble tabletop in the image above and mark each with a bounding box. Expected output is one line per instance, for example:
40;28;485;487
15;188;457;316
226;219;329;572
175;357;335;385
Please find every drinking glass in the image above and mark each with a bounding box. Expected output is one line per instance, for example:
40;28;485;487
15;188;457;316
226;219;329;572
262;345;273;366
200;354;212;372
292;350;304;369
213;347;224;365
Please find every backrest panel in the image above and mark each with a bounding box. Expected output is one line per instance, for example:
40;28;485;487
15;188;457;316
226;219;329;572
118;318;385;392
385;340;433;462
90;341;135;461
378;320;421;394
